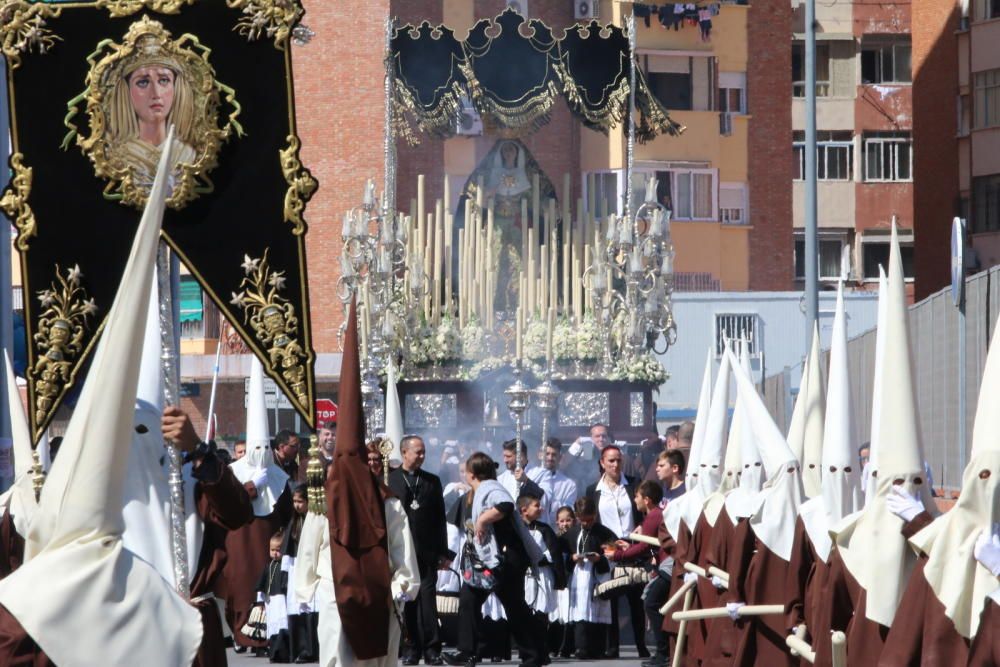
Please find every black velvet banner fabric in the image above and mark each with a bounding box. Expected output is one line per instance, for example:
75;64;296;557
392;8;681;140
3;0;317;436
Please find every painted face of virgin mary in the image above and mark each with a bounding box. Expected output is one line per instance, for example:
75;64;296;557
127;66;176;128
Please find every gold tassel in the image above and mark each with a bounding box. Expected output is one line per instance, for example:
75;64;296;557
306;433;326;514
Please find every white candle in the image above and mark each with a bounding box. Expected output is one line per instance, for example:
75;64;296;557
516;306;523;361
546;306;555;364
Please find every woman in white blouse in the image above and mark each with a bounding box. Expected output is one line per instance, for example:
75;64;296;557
583;446;648;659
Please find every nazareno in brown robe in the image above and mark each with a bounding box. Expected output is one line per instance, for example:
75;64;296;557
214;480;293;649
967;595;1000;667
684;511;721;664
701;507;742;667
783;515;829;666
726;517;798;667
190;454;254;667
811;510;934;667
0;507;25;580
658;518;687;659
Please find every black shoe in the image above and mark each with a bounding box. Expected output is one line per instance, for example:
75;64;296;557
425;653;444;666
441;652;476;667
402;658;420;666
293;655;314;664
642;658;669;667
573;650;589;660
234;646;247;654
603;648;620;659
637;646;651;658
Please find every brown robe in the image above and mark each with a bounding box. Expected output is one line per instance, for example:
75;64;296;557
812;511;934;667
662;519;693;637
215;482;292;649
0;606;53;666
0;507;25;580
685;511;720;663
702;508;742;667
190;457;254;666
878;559;971;666
784;515;829;666
967;597;1000;667
727;518;798;667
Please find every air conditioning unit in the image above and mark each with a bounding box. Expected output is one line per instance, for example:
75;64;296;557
719;112;733;136
575;0;598;20
455;96;483;136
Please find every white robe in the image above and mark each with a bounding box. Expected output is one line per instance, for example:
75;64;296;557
294;498;419;667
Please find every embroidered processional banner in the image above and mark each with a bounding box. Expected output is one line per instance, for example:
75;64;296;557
1;0;318;438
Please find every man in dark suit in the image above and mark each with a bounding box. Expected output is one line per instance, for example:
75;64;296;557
272;429;308;484
388;435;450;665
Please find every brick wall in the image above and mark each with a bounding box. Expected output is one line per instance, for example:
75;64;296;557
747;0;793;290
911;0;959;299
293;0;390;352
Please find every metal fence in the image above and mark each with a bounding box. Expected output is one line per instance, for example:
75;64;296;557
760;265;1000;491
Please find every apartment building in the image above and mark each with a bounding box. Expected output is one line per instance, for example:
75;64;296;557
791;0;914;296
913;0;1000;299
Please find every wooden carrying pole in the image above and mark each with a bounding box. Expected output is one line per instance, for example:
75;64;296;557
708;566;730;583
831;631;847;667
786;625;816;664
659;578;697;616
629;532;660;547
670;586;696;667
683;562;708;578
673;605;784;622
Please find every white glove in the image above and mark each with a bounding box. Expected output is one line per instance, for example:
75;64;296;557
683;572;698;585
394;589;413;603
711;575;727;589
251;469;269;491
726;601;745;621
886;485;924;522
974;530;1000;576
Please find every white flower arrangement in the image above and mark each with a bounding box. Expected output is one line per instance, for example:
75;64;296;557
406;325;433;366
613;352;669;384
553;320;577;361
431;317;463;362
461;323;487;360
576;315;604;360
524;319;547;361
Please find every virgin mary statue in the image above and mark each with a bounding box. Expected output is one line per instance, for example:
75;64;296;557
457;139;556;312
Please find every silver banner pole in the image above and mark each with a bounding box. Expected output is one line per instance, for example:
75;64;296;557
157;242;190;597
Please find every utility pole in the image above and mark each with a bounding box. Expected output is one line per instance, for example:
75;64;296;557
804;0;819;344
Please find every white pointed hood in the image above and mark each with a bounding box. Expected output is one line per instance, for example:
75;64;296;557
801;325;826;498
786;347;810;464
0;130;202;667
906;312;1000;638
121;270;202;588
231;357;289;516
831;222;938;628
665;347;729;539
1;351;37;537
684;347;716;490
728;346;804;561
704;349;741;525
800;282;863;561
724;341;765;521
864;265;889;503
384;359;404;466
